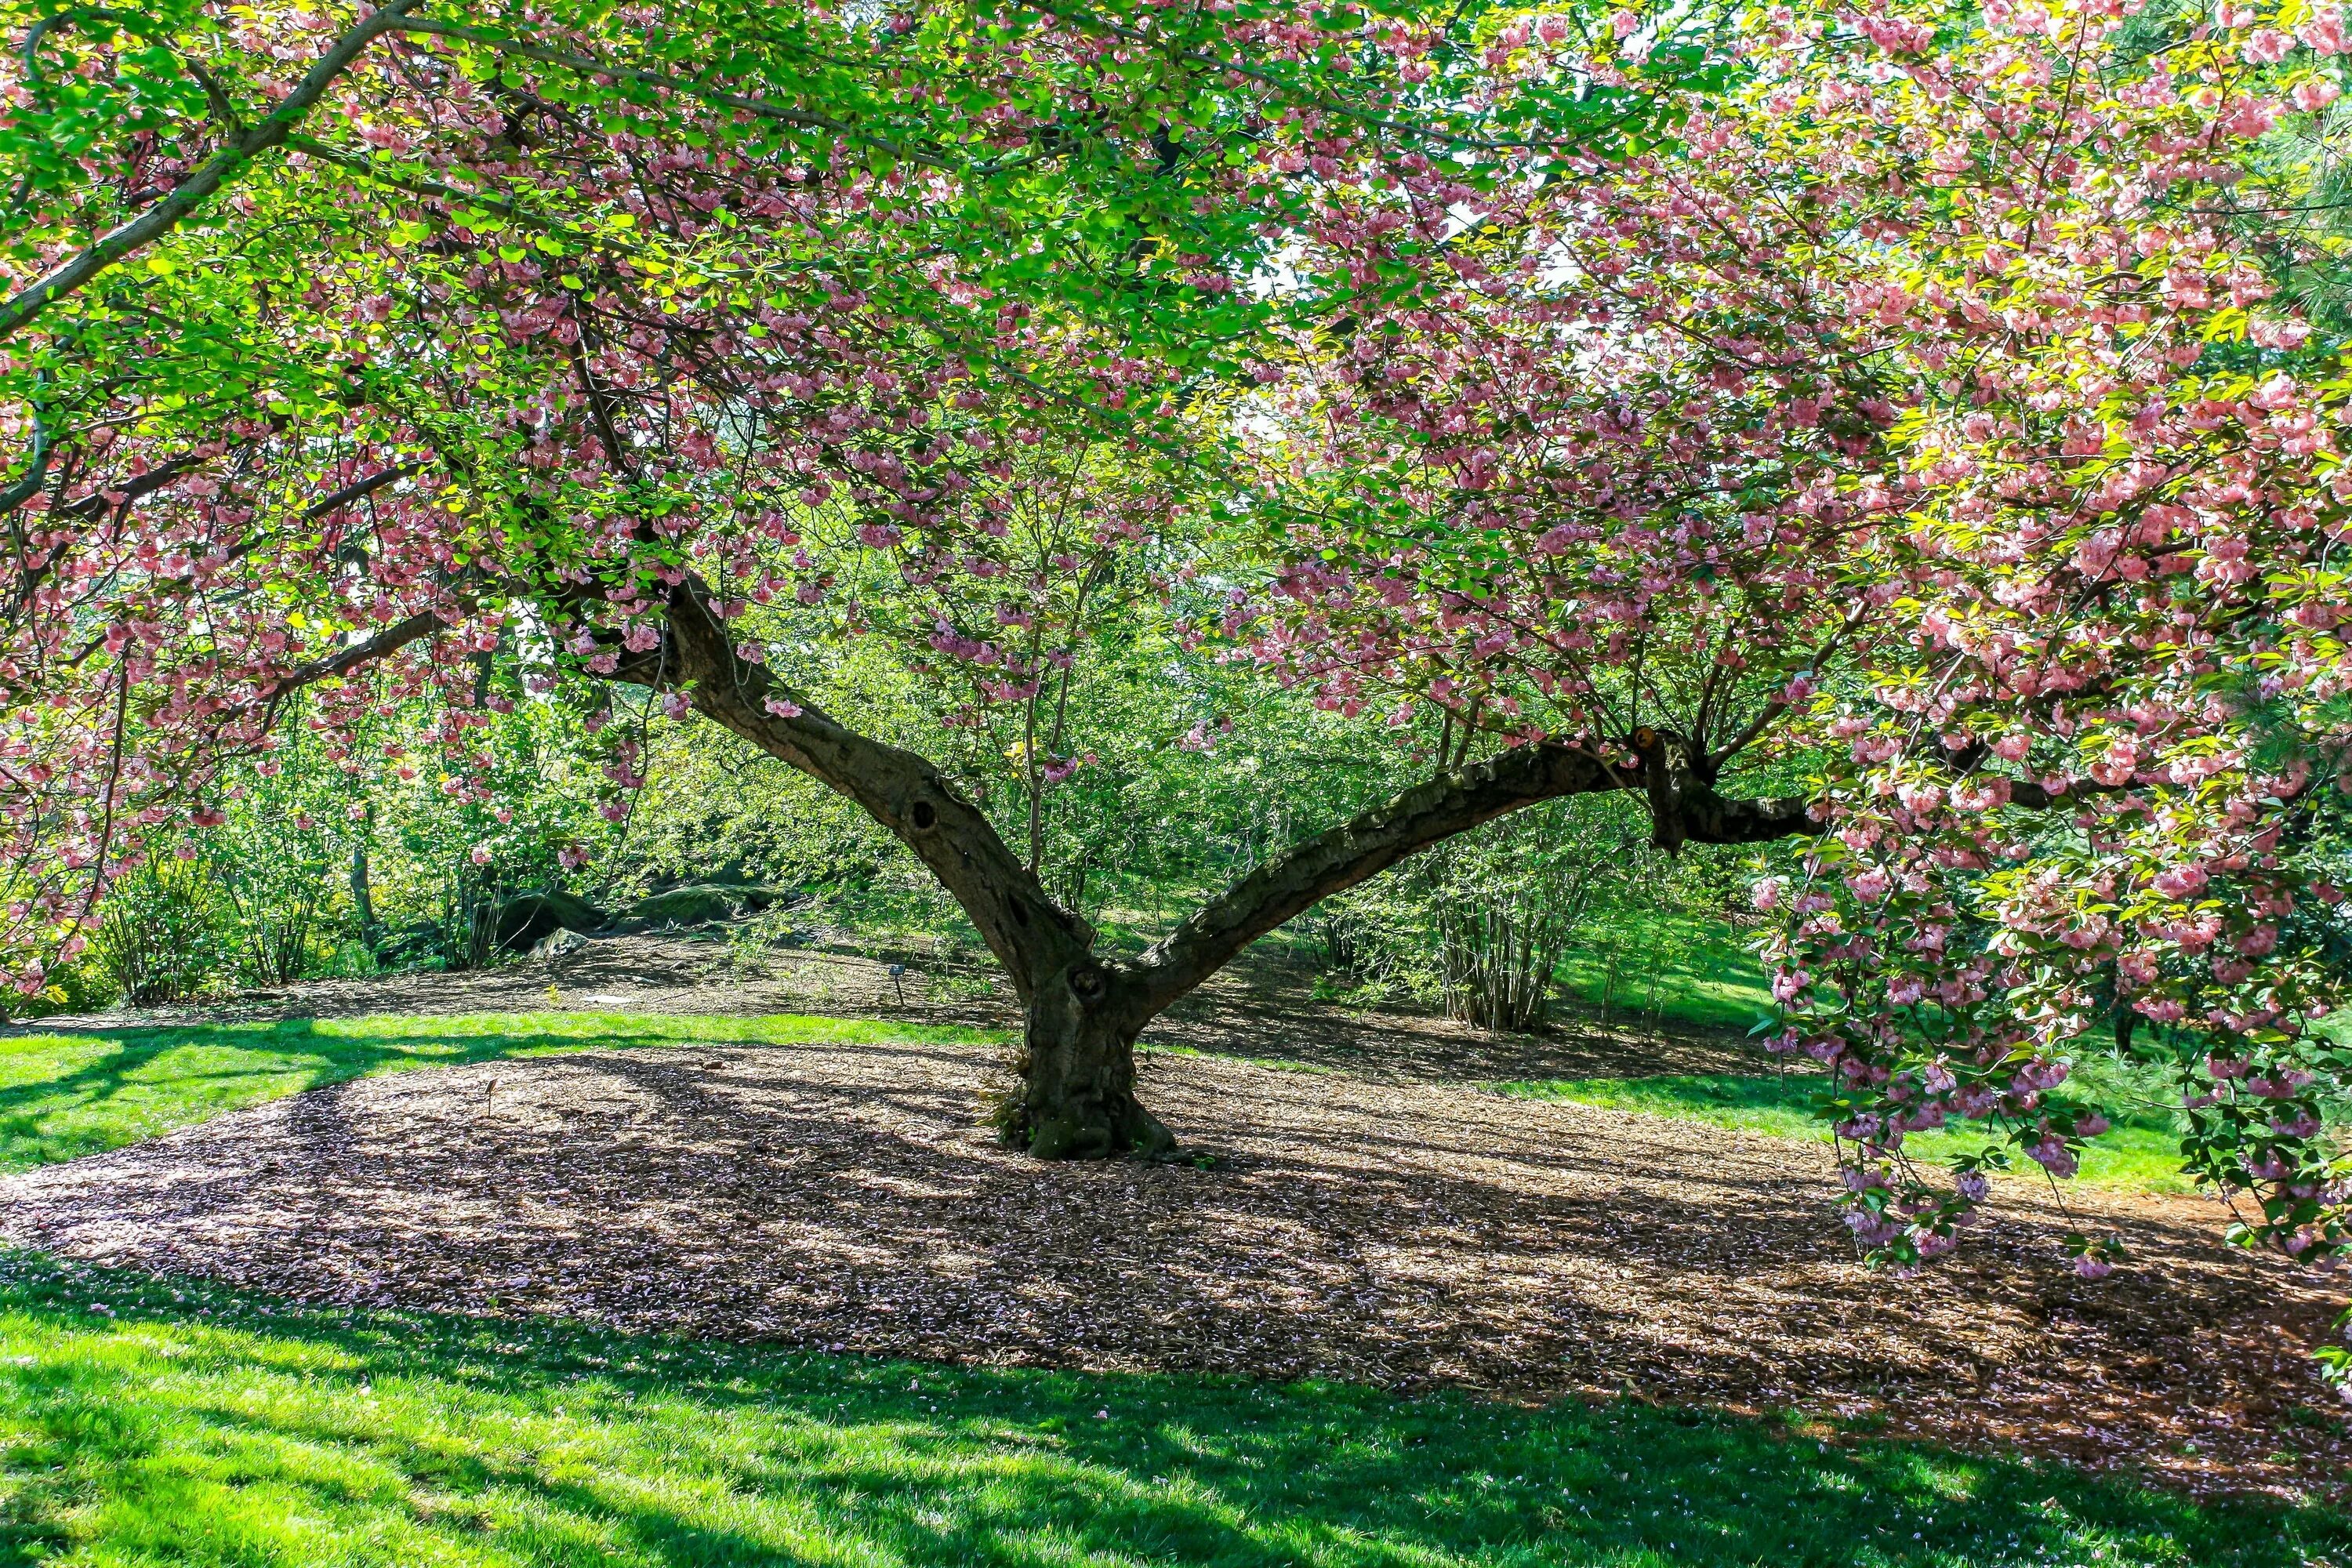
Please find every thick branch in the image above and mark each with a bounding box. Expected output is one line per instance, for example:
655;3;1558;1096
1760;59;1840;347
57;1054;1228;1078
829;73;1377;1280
1668;785;1821;844
263;608;440;699
642;584;1087;1002
0;0;422;344
1131;744;1600;1007
0;380;50;517
1133;741;1821;1011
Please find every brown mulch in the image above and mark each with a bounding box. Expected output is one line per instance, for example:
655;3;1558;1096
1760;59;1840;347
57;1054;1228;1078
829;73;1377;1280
2;1016;2345;1503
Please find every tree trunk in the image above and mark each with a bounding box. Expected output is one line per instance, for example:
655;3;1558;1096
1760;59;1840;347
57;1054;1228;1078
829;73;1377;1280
350;839;376;948
1002;965;1173;1159
252;574;2117;1163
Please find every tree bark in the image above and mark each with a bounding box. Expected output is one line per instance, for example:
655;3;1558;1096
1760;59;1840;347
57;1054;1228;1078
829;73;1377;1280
645;586;1178;1156
350;839;377;949
1009;962;1172;1158
630;583;1824;1158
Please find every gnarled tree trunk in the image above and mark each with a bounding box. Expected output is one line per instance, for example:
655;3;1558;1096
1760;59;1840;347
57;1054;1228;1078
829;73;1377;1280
1005;963;1170;1157
626;583;1830;1159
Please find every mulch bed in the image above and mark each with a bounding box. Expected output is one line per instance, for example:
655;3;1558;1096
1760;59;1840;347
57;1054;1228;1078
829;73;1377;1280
3;1022;2344;1502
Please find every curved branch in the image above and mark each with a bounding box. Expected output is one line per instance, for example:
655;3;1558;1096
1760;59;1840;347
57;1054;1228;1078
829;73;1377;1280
1131;739;1825;1012
639;583;1087;1002
0;0;423;344
1131;742;1620;1007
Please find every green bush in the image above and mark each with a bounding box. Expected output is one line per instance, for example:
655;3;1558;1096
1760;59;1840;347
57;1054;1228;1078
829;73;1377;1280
85;858;234;1007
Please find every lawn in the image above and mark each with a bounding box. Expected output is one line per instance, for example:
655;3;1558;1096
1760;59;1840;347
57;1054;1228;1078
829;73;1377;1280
1488;1074;2198;1194
0;1012;1001;1174
0;1011;2342;1565
1552;914;1775;1034
0;1250;2341;1568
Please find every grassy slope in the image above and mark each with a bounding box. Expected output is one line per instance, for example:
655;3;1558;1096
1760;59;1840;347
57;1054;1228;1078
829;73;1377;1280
1521;911;2221;1197
1;1252;2340;1568
0;1011;2339;1563
1490;1075;2196;1194
1553;913;1775;1033
0;1013;1000;1174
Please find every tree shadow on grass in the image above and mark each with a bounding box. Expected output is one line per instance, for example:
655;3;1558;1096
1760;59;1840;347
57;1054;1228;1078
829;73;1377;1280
0;1250;2339;1568
0;1017;821;1174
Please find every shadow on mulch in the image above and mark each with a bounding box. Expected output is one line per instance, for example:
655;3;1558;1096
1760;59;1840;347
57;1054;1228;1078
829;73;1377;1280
133;930;1766;1085
2;1022;2344;1505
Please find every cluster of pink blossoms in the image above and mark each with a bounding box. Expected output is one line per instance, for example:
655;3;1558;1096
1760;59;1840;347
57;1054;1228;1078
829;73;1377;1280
1242;0;2352;1272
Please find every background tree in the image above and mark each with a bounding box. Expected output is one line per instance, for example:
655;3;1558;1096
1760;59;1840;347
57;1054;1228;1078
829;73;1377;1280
1249;0;2352;1268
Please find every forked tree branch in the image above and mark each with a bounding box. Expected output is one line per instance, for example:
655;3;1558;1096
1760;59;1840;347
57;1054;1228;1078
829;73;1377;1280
647;583;1091;1004
646;579;1823;1018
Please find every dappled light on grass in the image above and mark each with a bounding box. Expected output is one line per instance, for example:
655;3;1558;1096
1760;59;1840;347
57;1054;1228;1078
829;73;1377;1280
0;1251;2339;1568
0;1012;1001;1174
1549;915;1776;1035
4;1019;2344;1501
1487;1077;2201;1196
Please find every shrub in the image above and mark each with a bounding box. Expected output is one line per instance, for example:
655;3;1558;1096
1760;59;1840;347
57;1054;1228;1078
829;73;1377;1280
86;858;232;1007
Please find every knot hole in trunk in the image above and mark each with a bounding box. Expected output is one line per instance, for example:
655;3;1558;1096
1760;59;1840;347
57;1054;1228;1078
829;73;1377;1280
909;799;938;830
1068;966;1106;1001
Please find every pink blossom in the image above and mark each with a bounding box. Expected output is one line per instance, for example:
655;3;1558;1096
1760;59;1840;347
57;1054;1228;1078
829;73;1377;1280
2242;28;2296;64
2297;13;2348;53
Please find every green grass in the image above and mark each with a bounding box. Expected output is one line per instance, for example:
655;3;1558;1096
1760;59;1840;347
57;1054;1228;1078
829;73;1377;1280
1489;1075;2198;1194
1553;915;1774;1033
0;1252;2338;1568
0;1012;2339;1560
0;1012;1004;1175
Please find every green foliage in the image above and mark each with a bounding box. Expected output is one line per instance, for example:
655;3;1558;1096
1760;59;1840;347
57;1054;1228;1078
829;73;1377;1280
0;1250;2336;1568
205;746;361;987
366;699;621;971
1294;794;1771;1033
82;856;231;1008
28;693;631;1000
1421;796;1652;1030
622;718;906;896
2321;1310;2352;1404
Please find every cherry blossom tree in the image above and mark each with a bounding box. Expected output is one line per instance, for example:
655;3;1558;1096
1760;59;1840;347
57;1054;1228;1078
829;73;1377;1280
0;0;1702;1156
1254;0;2352;1267
2;0;2348;1308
